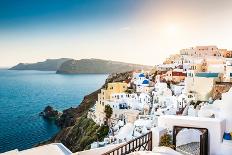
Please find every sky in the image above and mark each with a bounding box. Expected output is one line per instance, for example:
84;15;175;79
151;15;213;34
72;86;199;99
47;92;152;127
1;0;232;67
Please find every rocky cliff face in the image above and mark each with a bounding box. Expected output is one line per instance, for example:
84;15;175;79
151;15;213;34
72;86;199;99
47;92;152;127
55;89;100;128
45;115;109;152
57;59;152;74
39;71;133;152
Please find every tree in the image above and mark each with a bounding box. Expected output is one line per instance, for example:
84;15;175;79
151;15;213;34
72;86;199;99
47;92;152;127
104;105;113;126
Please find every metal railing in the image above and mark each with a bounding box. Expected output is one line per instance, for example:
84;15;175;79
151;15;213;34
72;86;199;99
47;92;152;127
102;131;152;155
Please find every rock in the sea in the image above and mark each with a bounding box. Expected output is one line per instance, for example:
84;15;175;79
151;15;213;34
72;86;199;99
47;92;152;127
40;106;59;119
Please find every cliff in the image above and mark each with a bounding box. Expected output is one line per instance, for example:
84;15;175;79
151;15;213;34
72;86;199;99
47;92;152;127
56;58;152;74
47;115;109;151
9;58;71;71
39;71;133;152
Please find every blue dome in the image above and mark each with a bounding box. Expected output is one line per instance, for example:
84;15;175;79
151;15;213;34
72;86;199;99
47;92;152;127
142;80;149;84
139;74;145;77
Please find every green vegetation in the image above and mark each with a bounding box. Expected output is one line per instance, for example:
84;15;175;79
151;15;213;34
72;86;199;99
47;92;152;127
159;133;175;149
104;105;113;125
125;89;134;94
55;115;109;152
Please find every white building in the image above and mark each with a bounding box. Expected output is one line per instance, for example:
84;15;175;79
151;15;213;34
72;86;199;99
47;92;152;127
184;71;220;101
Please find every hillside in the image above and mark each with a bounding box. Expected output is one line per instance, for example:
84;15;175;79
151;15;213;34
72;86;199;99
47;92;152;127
39;71;133;152
56;58;152;74
9;58;71;71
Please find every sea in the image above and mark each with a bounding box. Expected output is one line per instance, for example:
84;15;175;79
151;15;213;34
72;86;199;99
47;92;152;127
0;69;108;153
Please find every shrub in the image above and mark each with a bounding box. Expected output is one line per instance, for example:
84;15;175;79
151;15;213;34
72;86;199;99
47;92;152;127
97;125;109;141
159;133;175;149
79;136;95;149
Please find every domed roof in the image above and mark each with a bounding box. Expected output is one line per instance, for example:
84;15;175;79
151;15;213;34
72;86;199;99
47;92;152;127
139;74;145;77
142;79;149;84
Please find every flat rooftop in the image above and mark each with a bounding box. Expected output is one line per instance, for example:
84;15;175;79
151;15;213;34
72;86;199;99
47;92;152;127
1;143;72;155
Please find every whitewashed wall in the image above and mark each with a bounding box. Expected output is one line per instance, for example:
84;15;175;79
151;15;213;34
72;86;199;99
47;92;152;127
158;115;226;155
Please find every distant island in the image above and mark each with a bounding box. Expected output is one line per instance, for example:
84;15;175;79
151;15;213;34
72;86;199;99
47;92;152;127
10;58;153;74
57;58;153;74
9;58;71;71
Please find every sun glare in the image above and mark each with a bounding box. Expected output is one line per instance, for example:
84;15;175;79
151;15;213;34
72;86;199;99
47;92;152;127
166;24;179;36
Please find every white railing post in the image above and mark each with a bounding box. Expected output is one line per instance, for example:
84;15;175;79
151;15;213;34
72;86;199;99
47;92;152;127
151;127;167;149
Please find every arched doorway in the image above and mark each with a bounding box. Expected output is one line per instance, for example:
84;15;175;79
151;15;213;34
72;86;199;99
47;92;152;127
173;126;208;155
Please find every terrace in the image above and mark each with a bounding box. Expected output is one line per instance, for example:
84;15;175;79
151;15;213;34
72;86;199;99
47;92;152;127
6;115;230;155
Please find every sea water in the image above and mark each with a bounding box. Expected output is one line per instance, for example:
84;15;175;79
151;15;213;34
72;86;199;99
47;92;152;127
0;69;108;153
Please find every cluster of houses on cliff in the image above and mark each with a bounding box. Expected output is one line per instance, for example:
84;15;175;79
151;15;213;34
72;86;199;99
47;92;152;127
3;46;232;155
86;45;232;155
